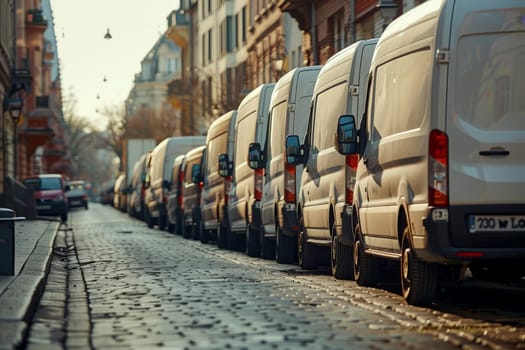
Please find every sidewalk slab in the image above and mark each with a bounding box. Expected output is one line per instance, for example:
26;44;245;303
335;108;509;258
0;219;61;350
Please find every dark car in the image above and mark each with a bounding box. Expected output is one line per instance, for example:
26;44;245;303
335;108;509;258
66;180;89;209
23;174;69;222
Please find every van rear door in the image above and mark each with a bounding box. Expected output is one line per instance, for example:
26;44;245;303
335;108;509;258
447;1;525;247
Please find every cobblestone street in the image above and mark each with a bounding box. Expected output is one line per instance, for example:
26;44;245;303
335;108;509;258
25;204;525;349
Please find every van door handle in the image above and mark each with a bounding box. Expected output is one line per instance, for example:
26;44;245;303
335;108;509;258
479;147;510;156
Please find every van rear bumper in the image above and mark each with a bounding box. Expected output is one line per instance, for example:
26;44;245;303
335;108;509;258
251;201;263;229
278;202;299;237
417;205;525;264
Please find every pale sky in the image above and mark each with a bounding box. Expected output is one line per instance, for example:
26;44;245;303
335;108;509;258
50;0;180;129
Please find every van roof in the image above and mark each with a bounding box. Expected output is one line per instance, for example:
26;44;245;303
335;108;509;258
206;110;236;142
376;0;444;58
314;38;378;93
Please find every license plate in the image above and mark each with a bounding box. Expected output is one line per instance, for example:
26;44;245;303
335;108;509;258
37;205;51;210
469;215;525;233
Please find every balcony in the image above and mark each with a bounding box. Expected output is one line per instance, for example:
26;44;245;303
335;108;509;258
19;96;57;154
277;0;312;31
26;9;47;27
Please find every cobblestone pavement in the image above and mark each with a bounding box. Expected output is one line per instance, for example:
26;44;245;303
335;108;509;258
25;204;525;349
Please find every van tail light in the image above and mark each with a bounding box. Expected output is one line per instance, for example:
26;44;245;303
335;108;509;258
224;176;232;205
345;154;358;205
429;129;449;207
254;168;264;201
284;162;296;203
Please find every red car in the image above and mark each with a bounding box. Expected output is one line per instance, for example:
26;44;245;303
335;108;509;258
23;174;69;222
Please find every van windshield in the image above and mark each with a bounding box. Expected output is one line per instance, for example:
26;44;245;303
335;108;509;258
455;32;525;131
24;178;62;191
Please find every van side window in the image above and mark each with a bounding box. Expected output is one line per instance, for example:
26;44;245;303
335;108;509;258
270;102;287;158
313;82;347;151
372;49;431;141
235;111;257;167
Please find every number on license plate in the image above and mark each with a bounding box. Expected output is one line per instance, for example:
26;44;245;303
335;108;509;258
469;215;525;233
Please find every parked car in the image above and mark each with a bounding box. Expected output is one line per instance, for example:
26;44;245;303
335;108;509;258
181;145;207;241
286;39;377;275
166;154;186;234
219;83;275;254
127;153;150;220
201;110;237;248
249;66;321;262
23;173;69;222
145;136;206;229
100;179;115;205
113;174;127;212
337;0;525;305
65;180;89;209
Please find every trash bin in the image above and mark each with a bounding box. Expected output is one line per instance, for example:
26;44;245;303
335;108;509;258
0;208;25;276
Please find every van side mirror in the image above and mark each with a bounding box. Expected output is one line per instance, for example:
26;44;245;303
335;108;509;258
285;135;303;165
191;164;202;184
218;153;231;177
336;115;358;155
248;143;264;169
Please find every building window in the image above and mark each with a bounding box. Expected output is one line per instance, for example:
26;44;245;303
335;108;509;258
332;12;345;52
202;33;206;65
226;16;236;52
208;29;212;63
242;6;247;43
249;0;255;28
208;0;212;14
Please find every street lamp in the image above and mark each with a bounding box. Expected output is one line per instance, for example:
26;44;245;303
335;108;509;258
376;0;398;30
104;28;112;39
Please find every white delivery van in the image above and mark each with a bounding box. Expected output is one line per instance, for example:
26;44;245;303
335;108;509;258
201;110;237;248
249;66;321;262
145;136;206;229
220;83;275;253
337;0;525;305
286;39;377;277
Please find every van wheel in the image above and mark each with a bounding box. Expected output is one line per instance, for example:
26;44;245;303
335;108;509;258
183;225;192;239
298;219;317;269
260;229;275;260
199;221;209;244
217;223;228;249
146;210;154;229
60;211;68;223
159;215;167;231
331;222;353;280
353;224;379;286
400;226;437;306
167;222;175;233
246;224;261;257
276;226;296;264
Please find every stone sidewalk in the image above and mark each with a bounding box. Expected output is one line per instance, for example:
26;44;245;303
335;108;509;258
0;219;61;349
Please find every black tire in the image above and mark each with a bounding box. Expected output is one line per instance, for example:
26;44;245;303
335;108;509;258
175;213;183;235
331;222;353;280
298;218;317;269
276;226;296;264
183;225;192;239
401;226;437;306
146;210;155;229
246;224;260;257
84;202;88;210
260;229;275;260
167;221;175;233
217;222;228;249
60;211;68;223
199;220;209;244
159;214;167;231
353;224;379;286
